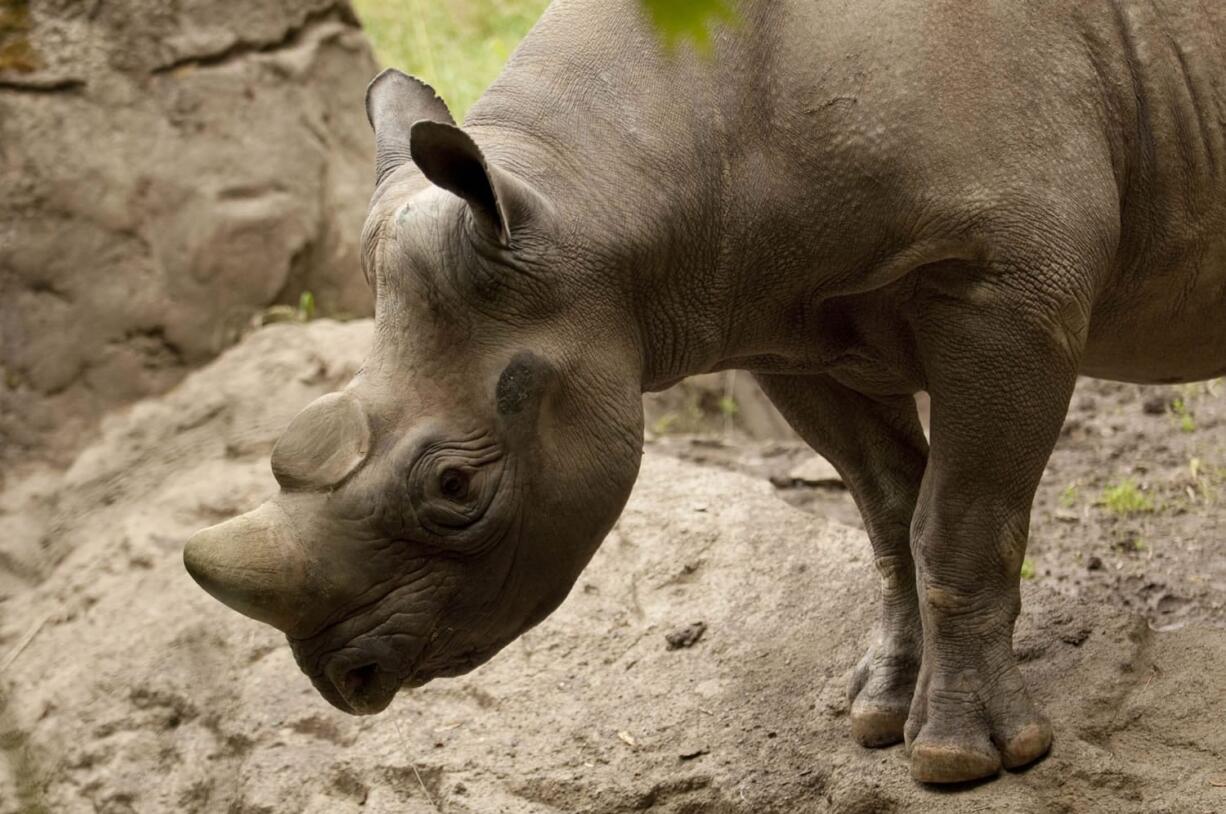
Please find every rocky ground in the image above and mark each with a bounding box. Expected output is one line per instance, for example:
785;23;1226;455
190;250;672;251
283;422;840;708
1;0;377;464
652;372;1226;633
1;319;1224;813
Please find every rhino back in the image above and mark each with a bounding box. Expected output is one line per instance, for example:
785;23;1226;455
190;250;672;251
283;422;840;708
465;0;1225;383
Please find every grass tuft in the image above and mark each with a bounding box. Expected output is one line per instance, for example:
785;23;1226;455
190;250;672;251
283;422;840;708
1100;479;1155;515
1058;483;1079;509
1170;396;1196;433
298;291;316;321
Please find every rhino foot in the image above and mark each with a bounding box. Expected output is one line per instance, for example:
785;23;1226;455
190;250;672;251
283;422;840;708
847;630;921;747
903;645;1052;784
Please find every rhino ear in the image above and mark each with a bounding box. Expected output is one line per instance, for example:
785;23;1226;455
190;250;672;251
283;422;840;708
410;120;530;246
365;69;455;187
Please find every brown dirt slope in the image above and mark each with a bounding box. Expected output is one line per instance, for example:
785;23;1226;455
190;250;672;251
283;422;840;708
1;320;1224;813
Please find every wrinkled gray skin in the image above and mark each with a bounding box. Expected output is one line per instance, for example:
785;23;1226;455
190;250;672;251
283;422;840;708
184;0;1226;785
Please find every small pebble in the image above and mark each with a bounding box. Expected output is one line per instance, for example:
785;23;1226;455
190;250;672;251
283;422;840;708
1142;395;1168;415
665;621;707;650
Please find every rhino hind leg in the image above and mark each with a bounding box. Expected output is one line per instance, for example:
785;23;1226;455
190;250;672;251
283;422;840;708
754;373;928;747
844;555;923;747
902;250;1093;783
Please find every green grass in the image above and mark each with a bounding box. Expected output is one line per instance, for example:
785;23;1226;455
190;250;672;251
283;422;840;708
297;290;316;321
1170;396;1196;433
353;0;550;120
1058;483;1079;509
1100;479;1155;515
352;0;735;118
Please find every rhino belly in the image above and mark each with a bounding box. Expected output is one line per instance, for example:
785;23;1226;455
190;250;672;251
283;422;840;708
1081;235;1226;384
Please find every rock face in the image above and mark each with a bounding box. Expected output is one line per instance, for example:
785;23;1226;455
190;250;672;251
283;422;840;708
0;0;378;463
2;319;1224;813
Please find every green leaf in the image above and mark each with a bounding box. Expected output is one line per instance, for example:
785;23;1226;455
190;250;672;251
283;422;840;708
298;290;316;321
640;0;736;50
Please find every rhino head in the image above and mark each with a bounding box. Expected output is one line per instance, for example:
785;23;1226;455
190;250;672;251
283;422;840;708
184;70;645;714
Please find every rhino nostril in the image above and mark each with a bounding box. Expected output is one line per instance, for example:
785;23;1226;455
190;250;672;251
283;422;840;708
341;663;379;699
321;658;399;715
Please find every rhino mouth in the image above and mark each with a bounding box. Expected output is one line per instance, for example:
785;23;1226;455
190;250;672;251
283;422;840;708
295;626;430;716
290;564;532;715
302;626;520;714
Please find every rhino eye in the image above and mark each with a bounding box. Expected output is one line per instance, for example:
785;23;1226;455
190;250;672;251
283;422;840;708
404;438;502;537
438;468;469;501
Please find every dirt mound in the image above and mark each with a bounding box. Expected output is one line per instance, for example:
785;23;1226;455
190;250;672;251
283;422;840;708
0;0;377;464
1;320;1224;813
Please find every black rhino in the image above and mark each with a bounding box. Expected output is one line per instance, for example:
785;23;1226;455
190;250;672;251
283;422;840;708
185;0;1226;784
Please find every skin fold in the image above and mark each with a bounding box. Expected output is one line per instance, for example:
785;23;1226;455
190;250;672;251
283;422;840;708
184;0;1226;785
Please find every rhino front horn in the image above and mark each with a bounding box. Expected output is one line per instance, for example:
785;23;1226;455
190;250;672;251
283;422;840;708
183;502;315;636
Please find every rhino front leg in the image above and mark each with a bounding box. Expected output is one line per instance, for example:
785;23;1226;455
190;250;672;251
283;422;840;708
755;373;928;747
903;257;1091;783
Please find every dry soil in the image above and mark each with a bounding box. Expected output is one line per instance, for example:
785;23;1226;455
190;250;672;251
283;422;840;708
1;320;1223;813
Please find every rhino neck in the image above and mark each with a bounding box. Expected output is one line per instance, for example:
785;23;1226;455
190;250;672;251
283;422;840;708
463;114;747;391
461;0;981;394
464;1;794;390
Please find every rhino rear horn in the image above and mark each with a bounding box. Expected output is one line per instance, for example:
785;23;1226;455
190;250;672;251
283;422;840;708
271;391;371;491
365;68;455;187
